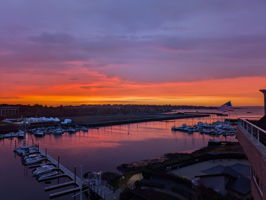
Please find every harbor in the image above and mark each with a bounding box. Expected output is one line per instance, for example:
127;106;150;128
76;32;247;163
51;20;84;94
0;107;263;200
1;0;266;198
0;110;243;200
0;113;208;140
171;121;237;136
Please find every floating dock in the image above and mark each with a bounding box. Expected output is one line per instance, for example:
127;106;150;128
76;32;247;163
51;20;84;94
37;149;83;198
38;149;83;186
15;145;119;199
45;181;75;191
49;187;81;198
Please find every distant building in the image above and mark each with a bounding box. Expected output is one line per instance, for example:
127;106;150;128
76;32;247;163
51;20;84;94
0;106;19;118
237;90;266;200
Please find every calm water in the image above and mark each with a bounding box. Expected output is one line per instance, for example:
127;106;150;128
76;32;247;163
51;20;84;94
0;107;263;200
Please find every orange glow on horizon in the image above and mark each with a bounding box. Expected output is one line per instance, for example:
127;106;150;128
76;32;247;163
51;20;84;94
1;73;265;106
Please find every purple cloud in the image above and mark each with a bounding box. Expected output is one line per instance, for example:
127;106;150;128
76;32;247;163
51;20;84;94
0;0;265;83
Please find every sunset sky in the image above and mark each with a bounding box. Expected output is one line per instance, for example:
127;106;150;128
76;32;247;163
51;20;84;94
0;0;266;106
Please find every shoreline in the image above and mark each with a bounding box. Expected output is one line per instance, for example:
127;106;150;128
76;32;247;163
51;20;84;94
68;113;210;127
116;141;245;174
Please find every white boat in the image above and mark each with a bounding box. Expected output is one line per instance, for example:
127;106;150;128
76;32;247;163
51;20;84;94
17;130;25;138
15;146;38;156
38;171;59;181
215;129;225;135
223;131;236;136
24;153;40;160
33;165;56;176
201;129;214;134
34;130;45;137
171;121;236;136
184;127;197;133
67;128;76;133
171;126;184;131
4;133;13;138
24;156;43;165
81;127;89;132
171;124;188;131
54;129;63;135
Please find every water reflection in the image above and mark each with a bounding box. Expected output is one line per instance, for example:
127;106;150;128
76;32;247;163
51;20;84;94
1;107;263;200
22;116;238;172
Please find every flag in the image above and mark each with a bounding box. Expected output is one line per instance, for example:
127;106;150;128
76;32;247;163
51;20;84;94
218;101;234;112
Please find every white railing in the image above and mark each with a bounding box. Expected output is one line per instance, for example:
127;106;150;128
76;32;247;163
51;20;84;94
238;118;266;147
238;118;265;198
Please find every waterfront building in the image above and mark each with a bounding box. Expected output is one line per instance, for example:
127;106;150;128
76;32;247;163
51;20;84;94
0;106;19;118
237;89;266;200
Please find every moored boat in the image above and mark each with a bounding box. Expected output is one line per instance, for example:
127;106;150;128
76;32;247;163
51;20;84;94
33;164;56;176
38;171;59;181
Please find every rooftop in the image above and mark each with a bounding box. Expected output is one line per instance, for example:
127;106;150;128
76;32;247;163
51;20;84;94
199;163;251;195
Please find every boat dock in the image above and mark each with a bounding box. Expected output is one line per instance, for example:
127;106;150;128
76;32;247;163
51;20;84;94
38;148;83;186
37;148;83;198
45;181;75;191
14;145;83;198
15;145;119;199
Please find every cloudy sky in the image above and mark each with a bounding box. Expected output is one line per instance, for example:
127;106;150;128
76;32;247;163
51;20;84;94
0;0;265;105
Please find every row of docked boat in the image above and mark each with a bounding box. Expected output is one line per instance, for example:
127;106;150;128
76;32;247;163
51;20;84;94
0;130;25;140
14;145;60;181
0;125;89;140
29;126;89;137
171;121;237;136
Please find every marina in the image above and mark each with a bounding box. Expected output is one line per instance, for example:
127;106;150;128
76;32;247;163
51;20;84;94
14;145;118;200
1;1;265;198
171;121;237;136
14;145;84;198
0;107;263;200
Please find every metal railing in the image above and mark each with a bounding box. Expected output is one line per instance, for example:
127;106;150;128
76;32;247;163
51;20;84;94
238;118;266;147
238;118;265;198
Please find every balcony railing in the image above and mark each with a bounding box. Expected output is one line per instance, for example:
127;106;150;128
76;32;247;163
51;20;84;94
238;118;266;147
238;118;265;198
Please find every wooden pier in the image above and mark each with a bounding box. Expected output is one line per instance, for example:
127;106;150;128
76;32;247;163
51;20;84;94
38;174;67;182
49;187;80;198
16;145;120;199
36;148;83;198
38;148;120;200
45;181;76;191
38;149;83;187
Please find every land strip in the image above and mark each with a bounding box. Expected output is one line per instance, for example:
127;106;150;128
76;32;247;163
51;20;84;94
64;113;210;127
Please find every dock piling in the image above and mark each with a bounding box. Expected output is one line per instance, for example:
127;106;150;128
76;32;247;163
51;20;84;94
57;156;60;169
74;167;77;184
